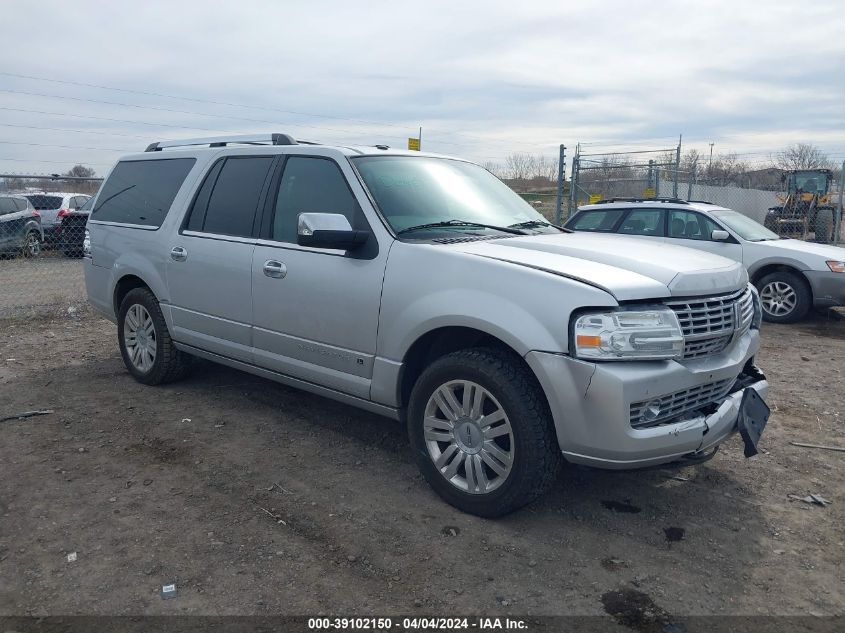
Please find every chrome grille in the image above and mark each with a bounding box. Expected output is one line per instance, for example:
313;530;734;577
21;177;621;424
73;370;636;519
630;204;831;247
666;287;754;359
629;378;734;428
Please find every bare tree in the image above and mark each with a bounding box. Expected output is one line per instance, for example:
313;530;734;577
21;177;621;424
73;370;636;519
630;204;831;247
774;143;832;170
505;153;532;180
481;161;502;177
681;149;700;175
64;165;97;178
706;153;749;186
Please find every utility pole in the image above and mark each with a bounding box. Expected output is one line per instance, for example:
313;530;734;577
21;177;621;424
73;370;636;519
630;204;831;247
709;143;714;170
419;126;423;151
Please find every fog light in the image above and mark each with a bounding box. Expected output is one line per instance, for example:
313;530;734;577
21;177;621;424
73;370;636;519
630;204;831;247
642;400;662;423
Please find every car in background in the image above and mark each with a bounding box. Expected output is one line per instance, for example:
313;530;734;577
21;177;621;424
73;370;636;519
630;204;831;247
58;195;94;257
565;198;845;323
0;194;43;258
24;193;91;245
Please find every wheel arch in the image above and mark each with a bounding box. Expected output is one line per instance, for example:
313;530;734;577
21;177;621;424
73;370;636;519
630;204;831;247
113;274;155;317
749;263;812;298
397;325;551;415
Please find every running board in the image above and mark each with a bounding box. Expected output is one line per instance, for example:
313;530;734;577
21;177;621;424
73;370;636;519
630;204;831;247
175;343;401;421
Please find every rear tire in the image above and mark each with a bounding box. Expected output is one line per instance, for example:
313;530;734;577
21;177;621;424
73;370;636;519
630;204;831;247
118;288;192;385
21;231;41;258
755;271;811;323
407;347;561;517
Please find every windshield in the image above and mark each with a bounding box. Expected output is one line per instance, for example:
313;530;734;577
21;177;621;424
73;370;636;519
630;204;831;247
711;209;780;241
352;156;551;236
792;172;828;194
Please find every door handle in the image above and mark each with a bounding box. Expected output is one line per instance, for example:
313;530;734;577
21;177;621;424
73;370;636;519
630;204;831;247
263;260;287;279
170;246;188;262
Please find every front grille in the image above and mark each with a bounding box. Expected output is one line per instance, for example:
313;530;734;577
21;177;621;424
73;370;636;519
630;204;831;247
629;378;734;428
666;287;754;359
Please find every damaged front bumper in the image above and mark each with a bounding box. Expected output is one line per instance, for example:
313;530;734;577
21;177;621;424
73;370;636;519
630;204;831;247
525;329;768;469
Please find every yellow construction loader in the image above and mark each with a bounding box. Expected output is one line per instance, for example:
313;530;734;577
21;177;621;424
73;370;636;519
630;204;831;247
763;169;839;243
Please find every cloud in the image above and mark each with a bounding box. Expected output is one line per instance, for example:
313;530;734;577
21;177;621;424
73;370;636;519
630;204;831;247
0;0;843;174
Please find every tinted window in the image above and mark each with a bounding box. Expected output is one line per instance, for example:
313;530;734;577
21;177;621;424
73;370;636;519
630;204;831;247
195;157;273;237
619;209;664;236
272;157;362;243
0;198;15;215
93;158;195;227
14;198;29;212
668;210;721;241
26;195;63;210
569;209;625;232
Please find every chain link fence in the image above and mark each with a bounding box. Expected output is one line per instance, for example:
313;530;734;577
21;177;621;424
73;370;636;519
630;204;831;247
0;174;102;317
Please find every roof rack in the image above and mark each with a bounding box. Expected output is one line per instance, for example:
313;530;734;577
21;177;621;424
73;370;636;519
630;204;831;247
145;133;302;152
591;197;691;205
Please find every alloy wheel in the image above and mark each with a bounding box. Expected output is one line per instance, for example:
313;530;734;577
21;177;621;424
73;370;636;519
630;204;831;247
423;380;514;495
24;233;40;257
760;281;797;317
124;304;157;372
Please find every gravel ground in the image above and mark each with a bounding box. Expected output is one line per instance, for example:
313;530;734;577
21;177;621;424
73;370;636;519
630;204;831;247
0;309;843;623
0;256;85;315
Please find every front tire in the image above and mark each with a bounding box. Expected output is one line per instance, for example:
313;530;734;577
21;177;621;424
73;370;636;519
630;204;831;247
814;208;834;244
756;271;811;323
407;347;560;517
118;288;191;385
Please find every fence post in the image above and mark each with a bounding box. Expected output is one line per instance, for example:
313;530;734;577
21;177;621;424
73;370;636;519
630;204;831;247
672;136;681;198
837;159;845;246
687;162;695;201
554;144;566;224
568;147;579;218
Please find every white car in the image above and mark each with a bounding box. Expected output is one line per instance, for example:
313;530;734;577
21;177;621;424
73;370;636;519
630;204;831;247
566;199;845;323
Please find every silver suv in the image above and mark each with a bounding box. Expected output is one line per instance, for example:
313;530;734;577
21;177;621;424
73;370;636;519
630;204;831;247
84;133;769;517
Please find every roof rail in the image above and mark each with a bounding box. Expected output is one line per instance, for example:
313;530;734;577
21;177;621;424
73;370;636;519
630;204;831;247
686;200;718;205
145;133;300;152
591;197;690;205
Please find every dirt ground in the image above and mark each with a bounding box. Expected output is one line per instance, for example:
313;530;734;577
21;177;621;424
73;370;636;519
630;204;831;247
0;308;843;623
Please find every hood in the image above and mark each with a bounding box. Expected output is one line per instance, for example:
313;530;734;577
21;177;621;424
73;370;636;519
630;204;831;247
756;238;845;261
453;233;747;301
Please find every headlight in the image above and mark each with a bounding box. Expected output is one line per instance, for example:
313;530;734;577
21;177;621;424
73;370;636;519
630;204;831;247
826;260;845;273
750;284;762;330
82;229;91;257
572;307;684;361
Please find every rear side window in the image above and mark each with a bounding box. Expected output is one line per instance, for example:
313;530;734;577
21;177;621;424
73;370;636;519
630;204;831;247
619;209;664;236
0;198;15;215
668;210;721;241
570;209;625;232
26;195;63;210
92;158;195;227
185;156;273;237
14;198;29;212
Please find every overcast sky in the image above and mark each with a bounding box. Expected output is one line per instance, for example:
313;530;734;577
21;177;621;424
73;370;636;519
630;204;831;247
1;0;844;175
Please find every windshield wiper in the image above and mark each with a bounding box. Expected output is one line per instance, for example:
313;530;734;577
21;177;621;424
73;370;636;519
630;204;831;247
508;219;571;233
397;219;525;236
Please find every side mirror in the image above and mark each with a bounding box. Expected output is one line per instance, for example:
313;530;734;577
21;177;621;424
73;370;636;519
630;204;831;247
297;213;369;250
711;229;730;241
